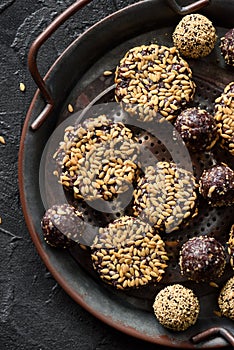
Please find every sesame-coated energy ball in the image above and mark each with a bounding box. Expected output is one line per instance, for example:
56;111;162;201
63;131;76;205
174;107;218;152
153;284;200;331
172;14;217;58
218;276;234;321
179;236;226;282
220;28;234;66
199;163;234;207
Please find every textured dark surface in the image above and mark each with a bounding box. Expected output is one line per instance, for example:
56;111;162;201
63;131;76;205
0;1;233;349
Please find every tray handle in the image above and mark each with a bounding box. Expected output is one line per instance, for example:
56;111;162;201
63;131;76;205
28;0;92;130
191;327;234;347
166;0;210;15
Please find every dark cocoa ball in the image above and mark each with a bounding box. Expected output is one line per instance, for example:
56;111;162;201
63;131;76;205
179;236;226;282
174;107;218;152
41;204;84;248
199;163;234;207
220;28;234;66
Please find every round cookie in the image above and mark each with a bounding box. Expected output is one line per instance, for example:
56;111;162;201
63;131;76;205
214;82;234;156
228;224;234;269
54;115;140;202
91;216;168;290
220;28;234;66
172;13;217;58
199;163;234;207
41;204;84;248
153;284;200;331
179;236;226;282
133;162;198;233
218;276;234;321
174;107;218;152
115;44;196;122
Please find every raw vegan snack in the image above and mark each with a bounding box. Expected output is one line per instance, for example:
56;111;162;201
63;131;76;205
91;216;168;290
174;107;218;152
218;276;234;321
228;224;234;268
132;162;198;233
220;28;234;66
214;81;234;156
41;204;84;248
54;115;140;202
153;284;200;331
179;236;226;282
115;44;196;122
172;13;217;58
199;163;234;207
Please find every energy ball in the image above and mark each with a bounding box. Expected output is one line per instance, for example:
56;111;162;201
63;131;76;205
174;107;218;152
220;28;234;66
172;14;217;58
115;44;196;122
133;162;198;233
214;82;234;156
41;204;84;248
199;163;234;207
228;224;234;268
91;216;168;290
179;236;226;282
218;276;234;321
153;284;200;331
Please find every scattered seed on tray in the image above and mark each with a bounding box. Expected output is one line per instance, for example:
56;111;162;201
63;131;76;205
214;81;234;156
54;115;140;202
0;136;5;144
115;44;196;122
19;82;26;92
132;161;198;233
68;104;74;113
153;284;200;331
103;70;113;76
91;216;168;290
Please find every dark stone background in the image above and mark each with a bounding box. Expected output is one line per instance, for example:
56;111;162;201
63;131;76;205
0;1;233;349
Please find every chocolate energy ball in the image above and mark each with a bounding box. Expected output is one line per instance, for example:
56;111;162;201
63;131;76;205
172;14;217;58
115;44;196;122
153;284;200;331
214;82;234;156
54;115;140;202
174;107;218;152
41;204;85;248
91;216;168;290
220;28;234;66
133;162;198;233
199;163;234;207
179;236;226;282
218;276;234;321
228;224;234;269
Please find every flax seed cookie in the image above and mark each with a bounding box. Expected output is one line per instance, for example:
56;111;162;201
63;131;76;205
214;82;234;156
115;44;196;122
132;162;198;233
228;224;234;269
54;115;140;202
91;216;168;290
199;163;234;207
179;236;226;282
220;28;234;66
218;276;234;321
153;284;200;331
172;14;217;58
